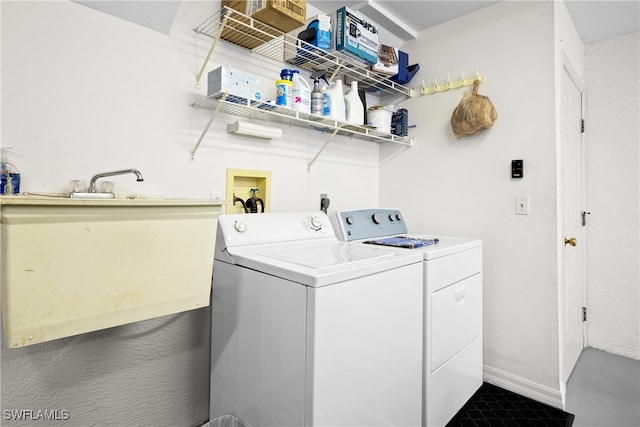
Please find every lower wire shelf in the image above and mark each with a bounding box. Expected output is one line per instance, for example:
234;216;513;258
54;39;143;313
189;94;414;166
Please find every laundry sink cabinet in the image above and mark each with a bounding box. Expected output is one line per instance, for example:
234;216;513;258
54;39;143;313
0;196;225;348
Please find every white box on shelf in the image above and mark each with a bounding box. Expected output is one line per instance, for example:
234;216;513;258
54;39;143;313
371;44;399;76
207;65;263;101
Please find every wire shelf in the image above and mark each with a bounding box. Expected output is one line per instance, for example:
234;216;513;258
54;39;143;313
193;7;415;98
192;94;414;146
189;7;415;165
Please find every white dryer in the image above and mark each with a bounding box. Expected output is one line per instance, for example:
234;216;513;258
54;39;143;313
210;212;424;427
333;209;483;427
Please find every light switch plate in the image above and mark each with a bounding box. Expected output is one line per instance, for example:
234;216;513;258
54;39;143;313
516;195;529;215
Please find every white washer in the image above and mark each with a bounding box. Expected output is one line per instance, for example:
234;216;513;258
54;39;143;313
333;209;483;427
210;212;424;427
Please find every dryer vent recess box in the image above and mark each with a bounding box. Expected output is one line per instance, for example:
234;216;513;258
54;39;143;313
223;0;307;33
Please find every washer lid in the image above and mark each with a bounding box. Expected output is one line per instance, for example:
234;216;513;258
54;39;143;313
227;241;422;287
260;242;395;268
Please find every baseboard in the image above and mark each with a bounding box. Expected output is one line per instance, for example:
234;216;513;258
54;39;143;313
483;365;564;409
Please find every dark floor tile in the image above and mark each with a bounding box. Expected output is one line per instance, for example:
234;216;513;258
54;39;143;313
446;383;575;427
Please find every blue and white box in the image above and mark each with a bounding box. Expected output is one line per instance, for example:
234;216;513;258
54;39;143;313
207;65;263;101
334;7;379;65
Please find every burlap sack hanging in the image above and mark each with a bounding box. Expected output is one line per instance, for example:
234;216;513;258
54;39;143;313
450;79;498;139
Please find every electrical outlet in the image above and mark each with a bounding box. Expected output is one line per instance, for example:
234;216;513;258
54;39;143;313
320;193;330;213
211;191;224;201
515;195;529;215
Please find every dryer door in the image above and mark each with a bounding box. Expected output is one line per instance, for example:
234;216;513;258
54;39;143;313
431;273;482;371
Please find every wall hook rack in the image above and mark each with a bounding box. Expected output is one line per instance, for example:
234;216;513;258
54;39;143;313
420;67;486;95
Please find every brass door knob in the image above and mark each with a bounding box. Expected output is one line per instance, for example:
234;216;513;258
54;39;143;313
564;237;577;247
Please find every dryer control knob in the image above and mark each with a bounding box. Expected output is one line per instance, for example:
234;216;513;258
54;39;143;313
372;213;382;224
233;221;247;233
307;216;324;232
346;215;354;225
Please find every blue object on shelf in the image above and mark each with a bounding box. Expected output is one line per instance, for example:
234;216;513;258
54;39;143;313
391;108;409;137
288;18;331;66
390;50;420;85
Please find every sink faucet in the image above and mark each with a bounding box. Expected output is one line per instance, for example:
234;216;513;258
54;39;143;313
88;169;144;193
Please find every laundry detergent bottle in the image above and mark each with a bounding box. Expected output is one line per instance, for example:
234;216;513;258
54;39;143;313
344;81;364;125
325;79;346;122
291;70;311;114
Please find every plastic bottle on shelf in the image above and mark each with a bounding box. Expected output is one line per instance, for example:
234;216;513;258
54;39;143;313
310;78;324;115
324;79;346;122
310;70;329;116
0;148;20;195
280;69;294;81
322;84;330;116
279;69;294;107
291;70;311;114
344;81;364;126
275;79;293;108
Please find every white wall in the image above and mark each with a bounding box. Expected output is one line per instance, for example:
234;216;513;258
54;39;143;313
2;0;381;210
381;0;566;399
584;33;640;360
0;1;382;425
2;0;637;424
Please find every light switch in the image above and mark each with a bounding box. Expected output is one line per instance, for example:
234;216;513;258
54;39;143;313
515;195;529;215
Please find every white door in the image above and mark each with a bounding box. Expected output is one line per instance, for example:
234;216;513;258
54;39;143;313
559;56;586;388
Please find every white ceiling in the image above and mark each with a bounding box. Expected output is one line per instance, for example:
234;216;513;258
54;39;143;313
307;0;640;43
564;0;640;43
73;0;639;44
73;0;182;34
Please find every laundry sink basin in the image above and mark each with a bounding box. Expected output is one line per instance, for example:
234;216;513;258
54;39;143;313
0;194;226;348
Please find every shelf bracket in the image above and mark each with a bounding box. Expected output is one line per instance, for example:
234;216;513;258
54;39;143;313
328;64;343;83
190;94;227;160
195;10;231;87
307;125;343;171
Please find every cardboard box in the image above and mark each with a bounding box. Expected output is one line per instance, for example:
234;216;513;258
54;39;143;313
224;0;306;33
221;1;284;49
207;65;263;102
371;44;399;76
334;7;379;65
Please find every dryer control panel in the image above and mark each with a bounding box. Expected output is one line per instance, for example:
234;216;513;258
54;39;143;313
333;209;408;241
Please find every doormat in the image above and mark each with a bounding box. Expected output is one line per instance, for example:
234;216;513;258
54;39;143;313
446;382;575;426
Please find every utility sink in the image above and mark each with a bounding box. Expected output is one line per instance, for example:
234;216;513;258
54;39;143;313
0;194;226;348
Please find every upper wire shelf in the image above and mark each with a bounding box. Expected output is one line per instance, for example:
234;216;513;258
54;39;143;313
193;7;415;98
